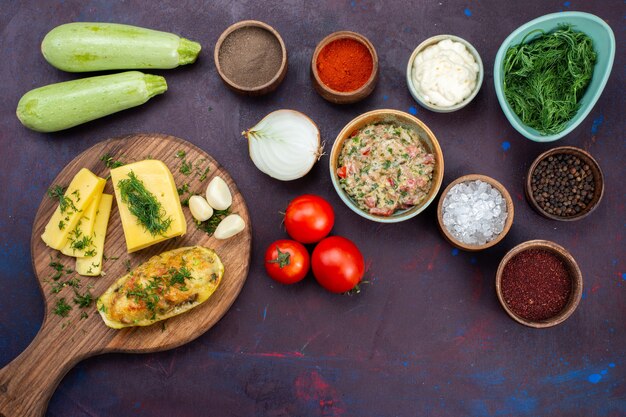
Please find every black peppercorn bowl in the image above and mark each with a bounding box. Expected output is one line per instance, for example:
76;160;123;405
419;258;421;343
495;240;583;328
525;146;604;221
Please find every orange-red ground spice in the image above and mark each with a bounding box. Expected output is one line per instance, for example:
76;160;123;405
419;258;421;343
316;38;373;92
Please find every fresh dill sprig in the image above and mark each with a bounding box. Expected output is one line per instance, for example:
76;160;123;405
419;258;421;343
503;25;596;135
196;208;230;235
53;298;72;317
100;153;125;169
47;184;78;214
117;171;172;236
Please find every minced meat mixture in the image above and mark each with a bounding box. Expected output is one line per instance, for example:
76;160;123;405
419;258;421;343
337;123;435;216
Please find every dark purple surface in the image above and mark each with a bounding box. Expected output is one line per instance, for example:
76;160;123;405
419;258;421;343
1;1;624;416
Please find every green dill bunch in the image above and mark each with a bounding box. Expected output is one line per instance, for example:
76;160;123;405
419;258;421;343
117;171;172;236
503;25;596;135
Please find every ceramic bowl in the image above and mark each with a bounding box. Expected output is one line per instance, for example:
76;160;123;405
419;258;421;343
406;34;484;113
525;146;604;221
214;20;288;96
495;240;583;328
436;174;514;251
329;109;444;223
494;12;616;142
311;31;378;104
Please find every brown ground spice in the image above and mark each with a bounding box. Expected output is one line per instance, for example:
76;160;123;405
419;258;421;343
218;27;282;88
501;249;572;321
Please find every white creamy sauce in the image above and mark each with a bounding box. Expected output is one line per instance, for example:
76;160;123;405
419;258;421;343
412;39;479;107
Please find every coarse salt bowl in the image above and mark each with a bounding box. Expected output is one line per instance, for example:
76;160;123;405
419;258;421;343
330;109;444;223
495;240;583;328
436;174;514;251
494;12;616;142
406;34;484;113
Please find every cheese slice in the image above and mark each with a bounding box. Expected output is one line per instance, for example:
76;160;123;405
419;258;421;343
111;160;186;253
60;189;104;257
41;168;106;250
76;194;113;276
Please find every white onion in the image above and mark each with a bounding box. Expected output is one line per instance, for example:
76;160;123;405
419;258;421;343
243;109;322;181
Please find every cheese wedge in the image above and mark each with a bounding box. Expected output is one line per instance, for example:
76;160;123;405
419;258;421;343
111;160;186;253
76;193;113;276
41;168;106;250
60;189;104;257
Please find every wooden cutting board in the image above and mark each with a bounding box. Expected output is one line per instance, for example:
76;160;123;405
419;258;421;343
0;133;252;417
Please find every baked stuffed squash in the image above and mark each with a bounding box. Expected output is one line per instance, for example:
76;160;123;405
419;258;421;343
97;246;224;329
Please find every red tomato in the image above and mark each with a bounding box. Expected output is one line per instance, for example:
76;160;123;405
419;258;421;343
337;166;347;179
264;240;310;284
312;236;365;293
284;195;335;244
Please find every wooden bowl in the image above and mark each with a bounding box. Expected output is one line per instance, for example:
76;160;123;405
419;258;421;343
495;240;583;328
436;174;514;251
214;20;287;96
525;146;604;221
311;31;378;104
329;109;444;223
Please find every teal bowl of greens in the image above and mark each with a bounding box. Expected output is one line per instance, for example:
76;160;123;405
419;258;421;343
494;12;615;142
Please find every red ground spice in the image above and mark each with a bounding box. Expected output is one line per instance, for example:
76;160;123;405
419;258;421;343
501;249;572;321
316;38;373;92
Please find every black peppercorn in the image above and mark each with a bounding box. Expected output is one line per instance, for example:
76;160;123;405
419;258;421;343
531;153;595;217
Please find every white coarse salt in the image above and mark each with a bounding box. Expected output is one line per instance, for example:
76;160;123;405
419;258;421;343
442;180;508;245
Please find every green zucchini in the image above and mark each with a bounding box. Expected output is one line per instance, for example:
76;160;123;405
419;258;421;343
41;22;201;72
16;71;166;132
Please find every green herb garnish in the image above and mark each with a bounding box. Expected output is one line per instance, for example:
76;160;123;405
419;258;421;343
196;208;230;235
73;290;94;308
100;153;125;169
177;183;190;195
503;25;596;135
180;160;193;175
168;266;192;287
54;298;72;317
117;171;172;236
47;184;78;214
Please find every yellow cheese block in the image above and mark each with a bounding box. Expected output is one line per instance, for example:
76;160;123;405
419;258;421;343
41;168;106;250
76;194;113;276
111;160;186;253
60;189;104;257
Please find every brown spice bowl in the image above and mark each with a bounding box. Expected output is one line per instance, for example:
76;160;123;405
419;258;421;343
495;239;583;328
525;146;604;221
214;20;288;96
311;31;379;104
436;174;514;251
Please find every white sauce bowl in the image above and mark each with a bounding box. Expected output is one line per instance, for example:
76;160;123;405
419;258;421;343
406;34;484;113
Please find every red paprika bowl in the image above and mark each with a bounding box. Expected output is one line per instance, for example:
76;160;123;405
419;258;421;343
495;240;583;328
311;31;378;104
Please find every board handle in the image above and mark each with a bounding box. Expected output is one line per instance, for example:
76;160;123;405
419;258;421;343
0;319;95;417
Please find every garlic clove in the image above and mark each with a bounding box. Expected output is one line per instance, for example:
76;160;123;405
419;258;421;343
214;214;245;240
206;176;232;210
188;195;213;222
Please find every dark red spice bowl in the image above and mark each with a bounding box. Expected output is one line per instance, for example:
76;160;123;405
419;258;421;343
495;240;583;328
311;31;378;104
